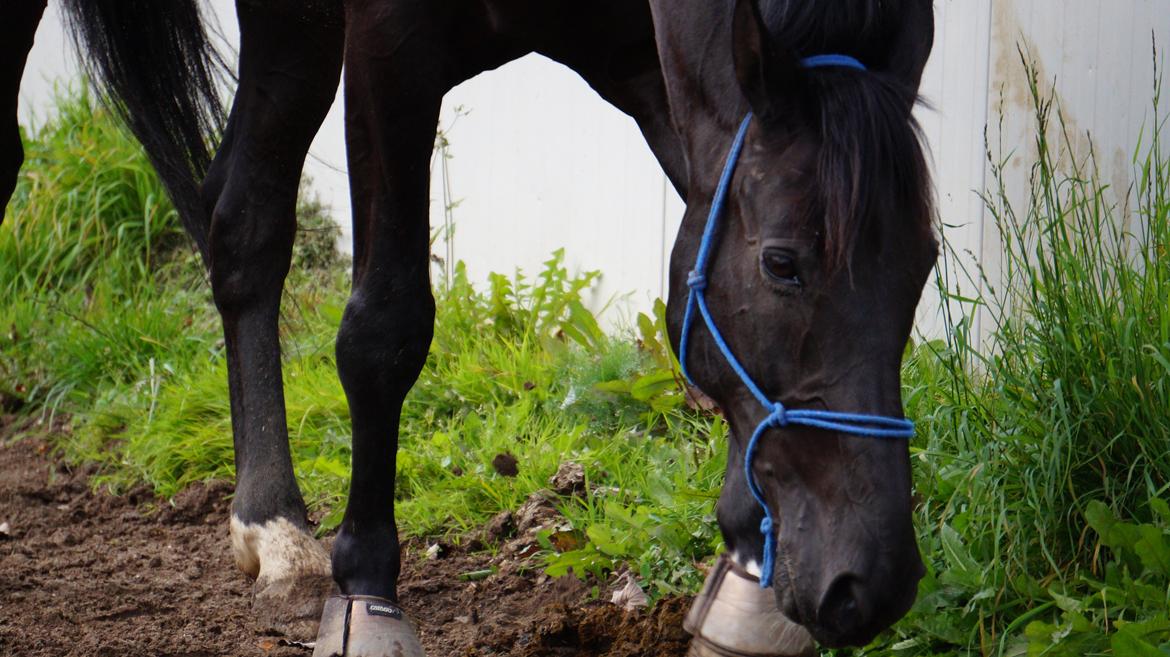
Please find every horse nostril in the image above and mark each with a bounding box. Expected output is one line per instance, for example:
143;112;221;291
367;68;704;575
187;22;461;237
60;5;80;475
817;575;865;635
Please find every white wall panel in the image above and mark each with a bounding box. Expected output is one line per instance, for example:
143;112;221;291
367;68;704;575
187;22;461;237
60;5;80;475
430;55;681;328
916;0;994;340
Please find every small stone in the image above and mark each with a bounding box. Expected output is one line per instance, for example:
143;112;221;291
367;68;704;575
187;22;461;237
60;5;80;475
426;543;444;560
0;521;9;537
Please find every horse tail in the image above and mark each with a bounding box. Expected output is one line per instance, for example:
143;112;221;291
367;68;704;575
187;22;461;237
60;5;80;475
60;0;228;252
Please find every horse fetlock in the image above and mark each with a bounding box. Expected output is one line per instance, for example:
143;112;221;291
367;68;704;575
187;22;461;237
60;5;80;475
313;595;426;657
685;555;816;657
230;515;333;640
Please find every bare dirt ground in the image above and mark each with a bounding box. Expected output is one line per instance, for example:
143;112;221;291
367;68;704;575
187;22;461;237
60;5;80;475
0;421;692;657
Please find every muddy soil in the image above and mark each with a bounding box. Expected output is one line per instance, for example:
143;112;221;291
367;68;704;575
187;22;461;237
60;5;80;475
0;424;692;657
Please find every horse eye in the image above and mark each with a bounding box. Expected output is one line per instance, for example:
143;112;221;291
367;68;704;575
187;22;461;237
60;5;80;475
761;249;801;287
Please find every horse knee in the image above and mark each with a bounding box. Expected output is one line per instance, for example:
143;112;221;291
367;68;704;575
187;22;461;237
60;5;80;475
335;289;435;400
206;185;297;315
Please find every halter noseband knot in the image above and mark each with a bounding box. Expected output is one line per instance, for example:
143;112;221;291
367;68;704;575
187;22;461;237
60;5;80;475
677;53;917;590
687;271;708;291
767;403;788;427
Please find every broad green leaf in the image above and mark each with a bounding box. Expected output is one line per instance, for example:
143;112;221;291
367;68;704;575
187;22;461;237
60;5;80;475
630;370;678;402
310;456;350;479
560;300;605;351
1111;627;1167;657
1117;617;1170;638
1150;497;1170;525
939;524;982;589
636;312;662;355
1134;524;1170;576
1085;500;1142;550
1025;620;1062;651
594;380;632;394
1048;587;1083;613
908;610;969;645
586;524;630;557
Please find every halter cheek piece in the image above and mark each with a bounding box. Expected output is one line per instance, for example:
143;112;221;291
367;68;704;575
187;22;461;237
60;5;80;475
678;54;915;589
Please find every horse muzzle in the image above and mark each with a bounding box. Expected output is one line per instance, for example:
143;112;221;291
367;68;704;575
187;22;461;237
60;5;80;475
777;544;924;648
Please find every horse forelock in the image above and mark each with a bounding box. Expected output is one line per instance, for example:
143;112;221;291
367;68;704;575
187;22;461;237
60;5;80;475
804;75;935;271
750;0;934;270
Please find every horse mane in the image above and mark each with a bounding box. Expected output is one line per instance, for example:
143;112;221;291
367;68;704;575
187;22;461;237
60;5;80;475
761;0;936;269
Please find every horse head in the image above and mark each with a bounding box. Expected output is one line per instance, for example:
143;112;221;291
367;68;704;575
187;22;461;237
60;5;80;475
660;0;937;646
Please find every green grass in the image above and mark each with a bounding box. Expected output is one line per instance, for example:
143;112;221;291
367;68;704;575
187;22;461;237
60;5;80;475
3;71;1169;656
1;86;188;296
1;86;213;413
875;60;1170;656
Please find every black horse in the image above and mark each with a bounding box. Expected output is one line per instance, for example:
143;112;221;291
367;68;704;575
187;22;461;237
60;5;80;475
3;1;936;655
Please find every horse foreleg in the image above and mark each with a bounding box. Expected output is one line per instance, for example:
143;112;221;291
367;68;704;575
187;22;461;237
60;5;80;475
0;0;48;215
202;2;344;640
312;3;453;655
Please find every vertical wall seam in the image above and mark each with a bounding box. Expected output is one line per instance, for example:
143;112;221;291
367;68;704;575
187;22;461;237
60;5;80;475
975;0;996;345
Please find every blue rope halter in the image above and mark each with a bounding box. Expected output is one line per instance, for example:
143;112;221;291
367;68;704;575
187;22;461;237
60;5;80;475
679;54;915;589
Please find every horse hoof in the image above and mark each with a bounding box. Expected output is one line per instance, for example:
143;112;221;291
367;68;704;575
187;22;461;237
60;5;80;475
312;595;426;657
230;516;333;640
684;555;816;657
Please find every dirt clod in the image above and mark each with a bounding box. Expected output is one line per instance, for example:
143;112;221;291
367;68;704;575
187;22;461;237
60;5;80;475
486;510;516;542
163;478;234;523
549;461;586;496
493;452;521;477
515;492;560;535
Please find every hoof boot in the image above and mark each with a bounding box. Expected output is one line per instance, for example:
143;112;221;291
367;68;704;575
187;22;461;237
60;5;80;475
684;555;816;657
312;595;426;657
